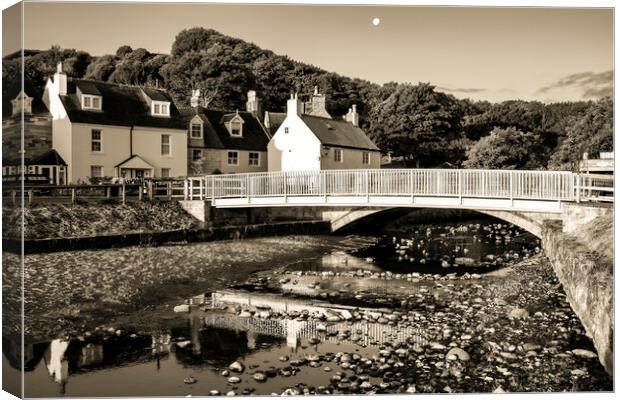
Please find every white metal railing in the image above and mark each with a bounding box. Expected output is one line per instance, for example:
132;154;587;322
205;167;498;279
183;169;597;204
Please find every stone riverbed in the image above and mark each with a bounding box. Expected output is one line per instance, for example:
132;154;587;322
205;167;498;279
3;219;612;396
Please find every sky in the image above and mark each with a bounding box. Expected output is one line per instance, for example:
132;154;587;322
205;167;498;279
4;2;614;103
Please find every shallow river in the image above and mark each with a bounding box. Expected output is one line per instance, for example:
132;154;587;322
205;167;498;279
4;218;612;396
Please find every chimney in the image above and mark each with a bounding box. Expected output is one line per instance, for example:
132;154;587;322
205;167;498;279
190;89;202;107
54;62;67;96
246;90;262;117
344;104;359;126
286;93;302;116
305;87;331;118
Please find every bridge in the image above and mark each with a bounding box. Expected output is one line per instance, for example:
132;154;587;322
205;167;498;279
187;169;612;209
180;169;612;237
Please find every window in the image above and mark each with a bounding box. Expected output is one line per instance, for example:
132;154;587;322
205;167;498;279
90;165;103;177
249;152;260;166
161;168;170;178
161;134;171;156
227;151;239;165
91;129;102;152
192;149;202;161
362;152;370;165
334;148;343;163
284;127;289;134
81;95;102;110
152;101;170;117
190;122;203;139
230;121;242;136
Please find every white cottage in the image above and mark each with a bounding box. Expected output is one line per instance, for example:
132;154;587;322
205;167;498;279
267;92;381;172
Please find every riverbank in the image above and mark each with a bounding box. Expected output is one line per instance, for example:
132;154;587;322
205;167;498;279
2;201;200;239
2;235;344;341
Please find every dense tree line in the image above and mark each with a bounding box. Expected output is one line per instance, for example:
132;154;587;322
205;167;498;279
3;28;612;171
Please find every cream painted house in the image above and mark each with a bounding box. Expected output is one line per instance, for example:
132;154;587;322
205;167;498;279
183;90;270;175
43;63;187;183
267;91;381;171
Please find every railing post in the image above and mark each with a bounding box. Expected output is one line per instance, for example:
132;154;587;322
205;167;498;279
211;175;215;200
365;169;370;202
184;179;189;201
509;171;514;207
28;190;33;205
199;177;204;201
148;180;153;201
283;172;288;203
71;188;76;204
458;170;462;205
138;184;144;201
410;169;414;203
576;173;581;203
121;183;126;204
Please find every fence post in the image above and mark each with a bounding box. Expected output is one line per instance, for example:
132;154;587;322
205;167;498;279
11;190;16;205
28;190;33;205
458;170;463;205
576;174;581;203
71;188;76;204
121;183;126;204
148;180;153;201
199;177;204;201
138;183;144;201
184;179;189;201
211;175;215;200
106;186;111;198
283;172;288;203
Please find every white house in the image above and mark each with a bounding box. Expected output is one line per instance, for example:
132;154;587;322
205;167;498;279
43;63;188;183
267;91;381;171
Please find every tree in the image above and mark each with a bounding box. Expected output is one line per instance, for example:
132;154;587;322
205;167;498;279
367;82;463;167
115;45;133;58
464;127;546;169
64;51;92;77
548;97;613;171
84;55;117;81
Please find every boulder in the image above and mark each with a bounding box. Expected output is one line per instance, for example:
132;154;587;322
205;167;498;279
229;361;245;373
446;347;470;361
173;304;190;313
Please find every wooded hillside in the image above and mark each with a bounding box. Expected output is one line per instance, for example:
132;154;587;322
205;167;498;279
3;27;612;171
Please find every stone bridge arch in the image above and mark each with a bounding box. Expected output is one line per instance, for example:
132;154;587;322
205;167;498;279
322;207;564;238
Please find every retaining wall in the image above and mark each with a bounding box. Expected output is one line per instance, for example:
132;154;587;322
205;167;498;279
541;220;614;375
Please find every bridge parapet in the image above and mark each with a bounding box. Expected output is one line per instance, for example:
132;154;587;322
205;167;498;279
184;169;611;213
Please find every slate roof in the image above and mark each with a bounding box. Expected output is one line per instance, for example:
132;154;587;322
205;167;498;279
264;111;286;136
181;107;270;151
58;79;186;130
75;80;101;96
300;115;380;151
4;149;66;166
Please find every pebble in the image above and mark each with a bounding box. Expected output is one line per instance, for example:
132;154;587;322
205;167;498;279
229;361;245;373
253;372;267;382
183;376;197;384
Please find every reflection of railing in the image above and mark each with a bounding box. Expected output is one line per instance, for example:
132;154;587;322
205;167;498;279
202;312;427;349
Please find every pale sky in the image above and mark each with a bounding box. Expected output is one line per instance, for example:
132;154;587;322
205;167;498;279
4;2;614;103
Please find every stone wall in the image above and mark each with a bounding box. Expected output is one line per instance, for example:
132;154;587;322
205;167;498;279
541;220;613;375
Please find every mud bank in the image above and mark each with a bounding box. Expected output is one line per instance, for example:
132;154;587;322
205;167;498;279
541;217;614;375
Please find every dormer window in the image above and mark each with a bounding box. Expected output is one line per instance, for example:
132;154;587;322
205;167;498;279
81;94;102;110
152;101;170;117
11;91;32;116
230;120;242;136
190;117;203;139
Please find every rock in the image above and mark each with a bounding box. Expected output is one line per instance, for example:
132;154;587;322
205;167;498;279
227;376;241;384
184;376;197;384
226;391;236;396
221;370;230;376
406;385;416;393
430;342;446;350
493;387;506;393
360;381;373;390
253;372;267;382
446;347;470;361
229;361;245;373
209;390;220;396
455;257;475;266
508;307;530;319
572;349;597;358
571;369;588;377
173;304;190;313
176;340;192;349
238;311;252;318
523;343;541;352
316;323;327;332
